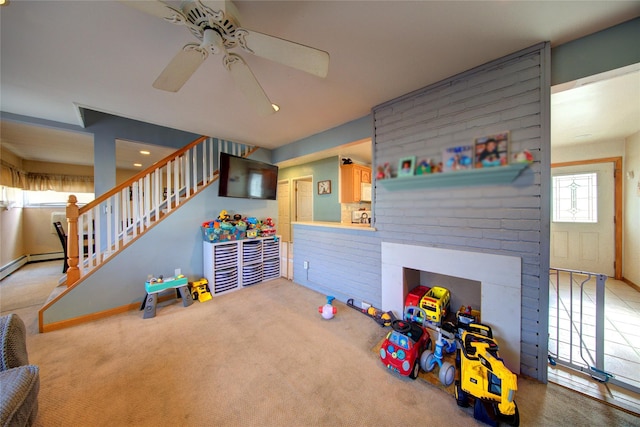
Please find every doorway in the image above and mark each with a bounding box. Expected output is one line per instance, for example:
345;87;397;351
550;159;620;277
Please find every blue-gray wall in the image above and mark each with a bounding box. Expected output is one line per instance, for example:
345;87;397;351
551;17;640;85
278;156;341;221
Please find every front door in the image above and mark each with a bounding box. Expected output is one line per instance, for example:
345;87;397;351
550;162;615;276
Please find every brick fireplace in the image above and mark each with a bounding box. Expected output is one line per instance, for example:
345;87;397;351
381;242;522;373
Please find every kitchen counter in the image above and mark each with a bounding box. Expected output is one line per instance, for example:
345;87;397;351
292;221;376;231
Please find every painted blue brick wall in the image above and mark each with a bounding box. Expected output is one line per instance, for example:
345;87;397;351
293;225;381;306
373;45;548;379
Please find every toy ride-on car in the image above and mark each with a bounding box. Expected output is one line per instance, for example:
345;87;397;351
454;323;519;426
379;307;432;379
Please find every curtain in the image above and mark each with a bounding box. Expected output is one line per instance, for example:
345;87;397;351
0;160;93;192
0;161;27;189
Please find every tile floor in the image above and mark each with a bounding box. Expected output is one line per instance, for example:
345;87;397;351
548;270;640;414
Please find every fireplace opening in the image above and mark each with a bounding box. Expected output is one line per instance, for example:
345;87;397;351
404;268;481;317
382;242;521;372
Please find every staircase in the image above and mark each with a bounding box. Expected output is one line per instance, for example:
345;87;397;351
38;137;255;331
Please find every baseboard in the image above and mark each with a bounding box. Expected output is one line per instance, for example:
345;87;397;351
0;256;28;280
0;253;64;281
622;277;639;293
28;252;64;262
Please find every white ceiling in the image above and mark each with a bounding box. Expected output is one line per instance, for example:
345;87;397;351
1;1;639;170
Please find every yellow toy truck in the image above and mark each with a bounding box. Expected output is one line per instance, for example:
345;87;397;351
419;286;451;326
454;323;519;426
189;278;212;303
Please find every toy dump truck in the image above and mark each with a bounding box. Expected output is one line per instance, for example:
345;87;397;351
454;323;519;426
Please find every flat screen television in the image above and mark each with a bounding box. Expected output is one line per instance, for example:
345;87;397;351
218;152;278;200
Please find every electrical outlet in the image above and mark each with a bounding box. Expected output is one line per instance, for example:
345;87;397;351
303;261;309;270
361;302;371;310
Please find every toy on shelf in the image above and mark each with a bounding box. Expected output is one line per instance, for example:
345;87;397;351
319;295;337;320
456;305;481;339
404;285;430;311
419;322;456;386
419;286;451;327
512;150;534;164
346;298;395;327
189;278;212;302
454;323;519;426
218;209;231;222
260;217;277;237
379;306;432;379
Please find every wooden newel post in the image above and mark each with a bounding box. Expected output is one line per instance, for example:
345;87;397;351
66;195;80;286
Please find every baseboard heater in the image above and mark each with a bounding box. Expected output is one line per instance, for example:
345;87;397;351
0;253;64;280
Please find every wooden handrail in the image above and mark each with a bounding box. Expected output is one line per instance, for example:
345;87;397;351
64;137;259;287
79;135;209;215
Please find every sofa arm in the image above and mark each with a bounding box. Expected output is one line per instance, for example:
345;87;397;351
0;314;29;371
0;365;40;427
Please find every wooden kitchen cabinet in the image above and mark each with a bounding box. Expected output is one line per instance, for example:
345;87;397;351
340;164;372;203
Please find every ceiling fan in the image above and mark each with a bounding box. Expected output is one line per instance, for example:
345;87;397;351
122;0;329;116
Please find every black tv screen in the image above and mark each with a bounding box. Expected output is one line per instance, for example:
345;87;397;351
218;152;278;200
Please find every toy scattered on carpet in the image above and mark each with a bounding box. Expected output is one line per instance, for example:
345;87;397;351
319;295;337;319
189;278;212;302
346;298;395;327
454;323;519;426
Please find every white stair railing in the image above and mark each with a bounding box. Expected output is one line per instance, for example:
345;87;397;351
65;137;255;285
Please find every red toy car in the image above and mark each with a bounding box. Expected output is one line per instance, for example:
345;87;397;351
379;317;432;379
405;285;430;310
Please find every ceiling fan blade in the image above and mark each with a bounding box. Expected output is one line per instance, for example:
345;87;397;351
224;53;276;116
119;0;186;22
236;29;329;78
153;44;208;92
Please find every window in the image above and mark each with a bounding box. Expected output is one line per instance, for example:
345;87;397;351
23;190;94;207
552;173;597;223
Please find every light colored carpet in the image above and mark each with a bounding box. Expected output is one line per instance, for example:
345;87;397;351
1;261;639;426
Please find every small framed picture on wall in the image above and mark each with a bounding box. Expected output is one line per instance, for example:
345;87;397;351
318;180;331;195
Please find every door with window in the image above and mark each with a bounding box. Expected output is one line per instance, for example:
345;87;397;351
550;162;615;276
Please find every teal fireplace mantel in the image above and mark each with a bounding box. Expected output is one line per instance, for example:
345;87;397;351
378;163;529;191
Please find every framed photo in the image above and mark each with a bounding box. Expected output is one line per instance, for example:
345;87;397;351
397;156;416;177
318;180;331;195
474;131;510;168
442;145;473;172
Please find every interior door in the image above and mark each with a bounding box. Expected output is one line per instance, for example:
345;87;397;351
277;180;291;242
550;162;615;276
295;179;313;222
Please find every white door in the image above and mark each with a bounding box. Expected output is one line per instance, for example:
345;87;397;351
277;180;291;242
295;179;313;222
550;162;615;276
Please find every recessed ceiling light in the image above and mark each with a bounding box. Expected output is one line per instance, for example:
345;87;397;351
133;163;143;167
140;150;151;155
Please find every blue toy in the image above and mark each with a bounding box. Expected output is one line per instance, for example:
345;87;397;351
420;322;456;386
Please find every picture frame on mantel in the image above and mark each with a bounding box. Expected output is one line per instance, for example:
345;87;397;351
397;156;416;177
318;180;331;195
474;131;510;168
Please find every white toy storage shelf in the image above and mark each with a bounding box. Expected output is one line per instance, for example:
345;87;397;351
203;236;281;296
